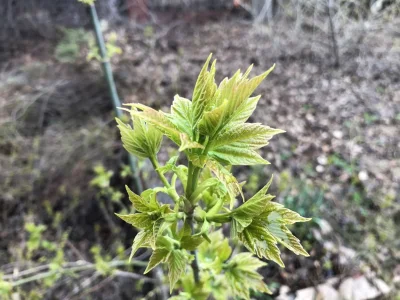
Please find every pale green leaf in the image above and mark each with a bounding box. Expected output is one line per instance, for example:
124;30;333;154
140;189;161;211
234;219;284;267
198;100;228;135
116;117;162;159
267;221;309;257
126;186;159;212
144;248;170;274
178;133;205;152
206;160;243;208
168;95;193;136
168;250;187;292
123;104;181;145
180;235;204;251
249;176;274;204
115;213;153;230
212;123;284;150
225;252;272;299
232;215;253;232
233;185;273;218
202;64;275;137
192;54;217;125
190;178;219;203
187;152;208;168
209;145;270;166
198;230;232;273
129;230;152;262
262;202;312;224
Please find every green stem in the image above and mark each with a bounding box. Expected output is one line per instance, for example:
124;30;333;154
149;155;179;202
88;2;142;193
206;213;232;223
185;159;203;283
186;161;194;199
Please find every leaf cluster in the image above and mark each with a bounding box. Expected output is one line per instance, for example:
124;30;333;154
116;54;311;299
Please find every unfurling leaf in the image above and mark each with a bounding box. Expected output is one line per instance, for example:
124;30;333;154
191;54;217;126
168;95;194;137
123;103;181;145
179;133;205;152
206;160;243;208
126;186;160;212
116;116;162;159
129;230;152;261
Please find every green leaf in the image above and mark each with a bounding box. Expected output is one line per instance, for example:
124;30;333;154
115;213;153;229
123;104;181;145
249;176;274;204
126;186;159;212
116;117;162;159
232;215;253;232
157;155;179;174
190;178;219;203
180;235;205;251
187;152;208;168
206;160;243;208
267;221;309;256
144;248;170;273
199;64;275;138
233;188;272;218
211;123;284;150
198;230;232;273
209;146;269;166
140;189;162;211
179;133;205;152
168;250;187;292
236;219;284;267
225;252;272;300
198;100;228;136
168;95;193;137
228;95;260;125
129;230;153;261
192;54;217;125
261;202;312;224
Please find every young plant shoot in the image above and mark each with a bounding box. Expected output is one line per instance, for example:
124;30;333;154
116;54;311;299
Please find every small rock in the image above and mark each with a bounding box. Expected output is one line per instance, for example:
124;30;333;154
295;284;339;300
318;219;333;235
339;276;391;300
317;155;328;165
333;130;344;139
358;170;369;181
338;246;357;265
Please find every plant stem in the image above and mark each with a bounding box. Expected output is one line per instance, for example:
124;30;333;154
189;213;200;283
149;155;179;202
185;157;202;283
88;2;142;193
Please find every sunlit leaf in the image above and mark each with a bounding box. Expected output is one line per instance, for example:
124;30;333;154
126;186;159;212
115;213;153;229
144;248;170;274
168;250;187;292
116;116;162;159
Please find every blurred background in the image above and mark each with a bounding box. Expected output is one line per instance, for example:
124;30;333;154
0;0;399;299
